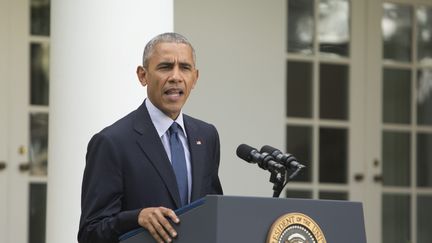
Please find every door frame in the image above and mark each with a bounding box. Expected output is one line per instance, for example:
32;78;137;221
3;0;31;242
363;0;384;242
0;0;10;238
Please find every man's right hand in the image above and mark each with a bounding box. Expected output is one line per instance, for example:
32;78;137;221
137;207;180;243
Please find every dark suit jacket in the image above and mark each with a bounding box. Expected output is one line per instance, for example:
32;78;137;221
78;101;223;243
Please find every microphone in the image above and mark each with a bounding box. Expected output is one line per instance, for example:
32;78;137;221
236;144;285;173
260;145;305;170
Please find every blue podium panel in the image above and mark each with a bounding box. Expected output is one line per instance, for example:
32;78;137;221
120;195;367;243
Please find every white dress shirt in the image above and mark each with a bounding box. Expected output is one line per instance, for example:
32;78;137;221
145;98;192;203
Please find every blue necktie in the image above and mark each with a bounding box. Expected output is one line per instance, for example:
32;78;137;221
169;122;188;206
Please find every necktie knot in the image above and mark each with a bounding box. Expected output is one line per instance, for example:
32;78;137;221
169;122;182;136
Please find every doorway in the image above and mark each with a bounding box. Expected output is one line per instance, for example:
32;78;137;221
285;0;432;242
0;0;50;242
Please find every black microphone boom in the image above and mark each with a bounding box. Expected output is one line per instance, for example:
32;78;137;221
236;144;285;173
260;145;305;170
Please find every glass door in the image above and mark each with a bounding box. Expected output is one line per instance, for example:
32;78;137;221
28;1;50;241
284;0;367;204
2;0;50;242
285;0;432;242
378;2;432;242
26;0;50;242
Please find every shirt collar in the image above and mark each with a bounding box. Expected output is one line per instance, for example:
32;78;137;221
145;98;187;138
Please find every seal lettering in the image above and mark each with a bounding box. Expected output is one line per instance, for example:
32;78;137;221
266;213;327;243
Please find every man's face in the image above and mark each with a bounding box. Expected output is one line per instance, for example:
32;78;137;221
137;42;199;119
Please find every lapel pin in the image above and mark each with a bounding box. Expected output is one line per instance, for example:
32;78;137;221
196;140;202;145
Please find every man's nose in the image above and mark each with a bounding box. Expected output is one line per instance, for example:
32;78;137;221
170;66;182;82
169;66;183;82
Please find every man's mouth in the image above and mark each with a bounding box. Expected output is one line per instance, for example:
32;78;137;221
164;88;184;99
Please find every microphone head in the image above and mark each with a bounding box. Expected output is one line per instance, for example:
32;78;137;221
236;144;256;163
260;145;280;154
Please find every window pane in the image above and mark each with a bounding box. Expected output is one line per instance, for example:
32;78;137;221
382;131;410;186
320;63;349;120
30;113;48;176
288;0;314;54
382;3;412;62
319;191;348;200
31;0;50;36
285;190;312;199
417;6;432;64
417;69;432;125
287;61;313;118
31;43;50;106
319;128;347;183
383;68;411;124
287;125;312;182
319;0;350;57
417;133;432;187
29;183;46;243
382;194;411;243
418;196;432;242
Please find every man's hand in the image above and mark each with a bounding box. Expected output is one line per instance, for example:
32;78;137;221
138;207;179;243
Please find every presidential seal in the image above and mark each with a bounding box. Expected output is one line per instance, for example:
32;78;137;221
266;212;326;243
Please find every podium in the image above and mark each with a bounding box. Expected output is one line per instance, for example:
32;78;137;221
120;195;366;243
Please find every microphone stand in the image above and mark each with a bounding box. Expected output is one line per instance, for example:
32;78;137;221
270;168;286;198
271;166;305;198
288;166;304;181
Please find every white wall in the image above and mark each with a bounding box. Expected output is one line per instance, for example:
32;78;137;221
175;0;285;196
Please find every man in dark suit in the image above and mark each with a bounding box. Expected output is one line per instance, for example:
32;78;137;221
78;32;223;243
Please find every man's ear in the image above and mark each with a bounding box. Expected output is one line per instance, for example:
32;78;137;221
192;69;199;89
136;66;147;87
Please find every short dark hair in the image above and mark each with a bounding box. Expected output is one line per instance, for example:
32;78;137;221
142;32;196;68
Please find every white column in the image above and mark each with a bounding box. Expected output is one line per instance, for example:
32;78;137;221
46;1;173;242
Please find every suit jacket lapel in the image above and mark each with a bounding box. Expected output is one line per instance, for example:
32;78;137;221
184;116;206;202
133;103;181;208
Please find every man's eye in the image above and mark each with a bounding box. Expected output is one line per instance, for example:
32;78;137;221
159;65;171;70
